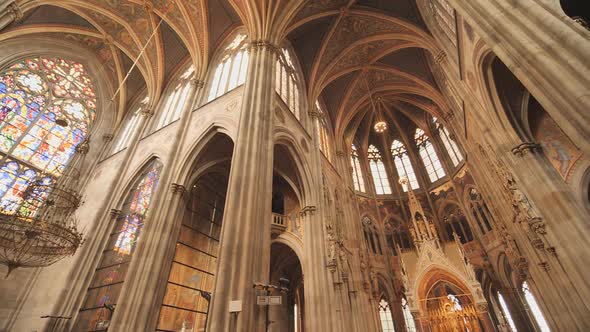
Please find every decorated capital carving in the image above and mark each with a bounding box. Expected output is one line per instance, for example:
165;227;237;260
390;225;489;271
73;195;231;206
249;40;279;53
300;205;317;216
476;302;489;313
191;79;205;89
7;2;22;20
510;142;542;157
434;50;446;64
75;136;91;155
141;107;154;118
308;109;320;118
171;183;186;196
103;133;114;142
110;209;122;219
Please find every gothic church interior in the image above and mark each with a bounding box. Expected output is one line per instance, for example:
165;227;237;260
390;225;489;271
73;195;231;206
0;0;589;331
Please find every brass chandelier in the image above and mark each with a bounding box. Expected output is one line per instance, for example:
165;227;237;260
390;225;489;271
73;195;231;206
0;142;87;277
362;71;387;133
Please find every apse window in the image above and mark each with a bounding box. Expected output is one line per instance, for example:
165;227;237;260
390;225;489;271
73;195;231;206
368;144;392;195
391;139;419;192
415;128;445;182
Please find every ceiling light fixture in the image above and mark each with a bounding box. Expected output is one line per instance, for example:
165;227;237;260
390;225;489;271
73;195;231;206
362;71;387;133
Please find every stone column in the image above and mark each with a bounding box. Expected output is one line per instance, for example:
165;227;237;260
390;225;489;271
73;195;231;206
446;0;590;154
411;310;427;332
206;40;277;332
0;2;21;31
476;303;496;332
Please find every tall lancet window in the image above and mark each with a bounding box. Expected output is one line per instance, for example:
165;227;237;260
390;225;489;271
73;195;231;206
111;96;149;154
415;128;445;182
402;298;417;332
379;298;396;332
0;57;96;214
73;160;162;331
207;33;249;102
368;144;392;195
391;140;419;192
497;292;518;332
522;281;550;332
432;117;463;166
152;65;195;131
275;48;301;119
316;101;331;161
350;144;365;192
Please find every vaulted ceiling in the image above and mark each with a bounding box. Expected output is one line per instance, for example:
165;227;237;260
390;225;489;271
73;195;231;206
3;0;452;144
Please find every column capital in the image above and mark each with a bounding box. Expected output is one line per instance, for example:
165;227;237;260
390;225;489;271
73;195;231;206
7;2;22;20
249;40;280;53
190;79;205;89
140;107;154;118
510;142;542;157
75;136;91;155
308;109;320;118
110;209;122;219
170;183;186;196
434;50;446;64
300;205;317;216
336;150;345;158
102;133;114;142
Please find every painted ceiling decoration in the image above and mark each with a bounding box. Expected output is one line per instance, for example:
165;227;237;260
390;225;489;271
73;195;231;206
2;0;454;145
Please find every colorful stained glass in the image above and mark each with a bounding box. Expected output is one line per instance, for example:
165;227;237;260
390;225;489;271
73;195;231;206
0;57;97;214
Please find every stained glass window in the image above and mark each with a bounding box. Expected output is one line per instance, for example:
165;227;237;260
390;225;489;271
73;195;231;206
0;57;96;213
73;160;162;331
351;144;366;192
207;34;249;102
432;117;463;167
368;145;392;195
415;128;446;182
276;48;301;119
402;298;417;332
391;140;419;192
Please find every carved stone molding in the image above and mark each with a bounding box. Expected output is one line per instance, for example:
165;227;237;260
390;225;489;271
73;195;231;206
7;2;22;20
510;142;542;157
191;79;205;89
336;150;345;158
110;209;122;219
171;183;186;196
434;51;446;64
476;302;489;313
75;137;91;155
249;40;279;53
308;109;320;118
141;107;154;118
102;133;114;142
300;205;317;216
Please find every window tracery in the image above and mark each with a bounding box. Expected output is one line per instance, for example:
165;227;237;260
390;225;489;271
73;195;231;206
152;65;195;131
428;0;457;46
415;128;446;182
350;144;366;192
432;117;463;167
0;57;96;214
368;144;392;195
442;204;473;244
391;139;419;192
379;298;396;332
275;48;301;119
468;188;493;234
362;216;383;255
74;160;162;331
207;33;249;102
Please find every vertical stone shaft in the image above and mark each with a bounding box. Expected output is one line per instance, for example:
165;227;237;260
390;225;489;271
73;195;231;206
207;42;276;331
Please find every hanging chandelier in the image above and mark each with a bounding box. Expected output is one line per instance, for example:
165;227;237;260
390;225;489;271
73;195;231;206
0;142;87;277
362;71;387;133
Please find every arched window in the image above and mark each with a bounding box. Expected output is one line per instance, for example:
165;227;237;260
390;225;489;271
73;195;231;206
443;204;473;243
73;160;162;331
468;188;493;234
316;101;331;161
111;96;148;154
497;292;518;332
275;48;301;119
362;216;383;255
368;144;392;195
402;298;417;332
391;139;419;192
207;33;249;102
350;144;365;192
0;57;96;213
415;128;445;182
385;217;413;254
432;117;463;167
522;281;550;332
152;65;195;131
379;298;396;332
